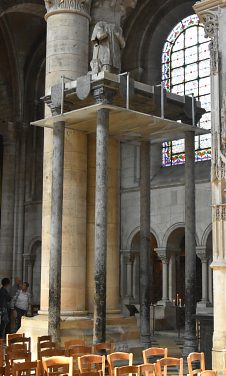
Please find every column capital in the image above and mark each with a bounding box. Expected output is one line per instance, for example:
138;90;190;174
194;0;226;15
155;248;169;263
196;246;209;262
44;0;91;20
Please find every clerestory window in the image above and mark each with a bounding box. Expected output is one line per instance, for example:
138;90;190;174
161;14;211;166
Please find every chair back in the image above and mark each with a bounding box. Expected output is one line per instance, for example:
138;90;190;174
114;365;139;376
6;334;25;347
7;337;31;352
142;348;168;364
107;352;133;376
5;350;31;376
156;357;183;376
37;342;57;360
78;354;105;375
200;371;217;376
12;360;40;376
93;343;114;355
66;346;92;374
138;363;156;376
64;339;85;350
187;352;205;376
37;336;52;344
42;356;73;376
39;348;65;360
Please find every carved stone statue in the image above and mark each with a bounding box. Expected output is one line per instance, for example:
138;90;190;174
90;21;125;74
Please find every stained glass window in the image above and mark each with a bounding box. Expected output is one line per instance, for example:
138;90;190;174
162;14;211;166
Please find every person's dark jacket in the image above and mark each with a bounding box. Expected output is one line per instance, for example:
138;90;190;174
0;287;11;311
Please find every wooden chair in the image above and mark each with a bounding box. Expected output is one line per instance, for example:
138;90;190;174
78;354;105;375
138;363;156;376
200;371;217;376
37;342;57;361
12;361;41;376
114;365;139;376
6;334;25;347
0;339;3;367
142;348;168;364
5;350;31;376
39;348;65;360
7;337;31;352
187;352;205;376
78;372;103;376
66;346;92;375
93;343;114;355
156;357;183;376
107;352;133;376
64;340;85;351
42;356;73;376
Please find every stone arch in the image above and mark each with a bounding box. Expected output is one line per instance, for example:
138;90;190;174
25;236;41;306
162;222;200;249
201;223;212;247
127;225;160;250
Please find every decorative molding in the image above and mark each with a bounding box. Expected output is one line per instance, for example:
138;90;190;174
202;12;219;75
196;246;209;262
213;205;226;221
44;0;91;18
193;0;226;14
155;248;169;263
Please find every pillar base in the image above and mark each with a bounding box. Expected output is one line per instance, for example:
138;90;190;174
19;312;141;359
196;301;213;314
38;310;89;317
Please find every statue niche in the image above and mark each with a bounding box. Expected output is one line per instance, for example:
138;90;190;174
90;21;125;74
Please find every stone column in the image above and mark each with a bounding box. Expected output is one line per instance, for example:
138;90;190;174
183;131;197;356
93;108;109;344
196;246;209;306
0;122;17;279
140;141;151;348
125;253;135;299
155;248;170;304
48;121;65;343
40;0;90;315
193;1;226;369
13;123;28;279
169;253;176;302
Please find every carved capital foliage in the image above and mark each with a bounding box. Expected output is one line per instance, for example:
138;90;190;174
196;246;209;262
213;205;226;221
155;248;169;263
202;11;219;74
44;0;91;16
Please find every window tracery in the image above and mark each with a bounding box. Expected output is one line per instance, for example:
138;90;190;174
162;14;211;166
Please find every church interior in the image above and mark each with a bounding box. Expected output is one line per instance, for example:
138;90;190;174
0;0;225;372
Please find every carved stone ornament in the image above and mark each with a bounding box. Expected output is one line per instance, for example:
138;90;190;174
213;205;226;221
44;0;91;16
155;248;169;263
202;11;219;74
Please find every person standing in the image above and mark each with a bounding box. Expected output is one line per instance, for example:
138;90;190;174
10;276;22;298
0;278;11;339
11;282;31;331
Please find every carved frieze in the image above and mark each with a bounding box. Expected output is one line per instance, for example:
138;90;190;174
44;0;91;16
